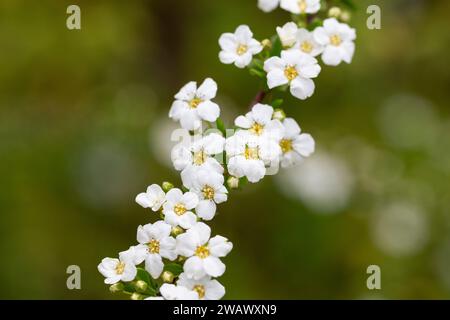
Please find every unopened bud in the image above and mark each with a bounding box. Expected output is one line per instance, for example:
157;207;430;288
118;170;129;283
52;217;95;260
109;282;124;293
130;292;144;300
328;7;341;18
134;280;148;292
171;226;184;237
261;39;272;49
272;108;286;121
340;11;351;22
227;176;239;189
162;181;174;192
161;271;175;283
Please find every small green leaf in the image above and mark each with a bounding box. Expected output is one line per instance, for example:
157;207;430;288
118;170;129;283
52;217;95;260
271;99;284;108
216;118;226;135
136;268;158;291
164;263;184;276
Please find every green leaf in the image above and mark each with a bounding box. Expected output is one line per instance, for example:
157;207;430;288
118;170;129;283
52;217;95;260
164;263;184;276
216;118;226;135
136;268;158;291
270;36;282;57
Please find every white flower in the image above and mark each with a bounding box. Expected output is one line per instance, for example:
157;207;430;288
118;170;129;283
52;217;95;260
171;133;225;188
264;50;321;100
219;25;263;68
176;222;232;280
278;118;315;168
177;273;225;300
234;103;283;140
313;18;356;66
289;28;324;57
169;78;220;130
190;170;228;221
226;130;281;183
258;0;280;12
118;245;147;265
280;0;320;14
276;22;298;48
98;254;137;284
159;283;199;300
136;221;177;279
163;188;199;229
135;184;165;211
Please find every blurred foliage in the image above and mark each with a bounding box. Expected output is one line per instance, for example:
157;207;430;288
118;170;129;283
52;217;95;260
0;0;449;299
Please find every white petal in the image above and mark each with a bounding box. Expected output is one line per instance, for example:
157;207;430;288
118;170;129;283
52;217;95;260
203;133;225;155
196;200;216;221
183;256;207;280
258;0;279;12
135;193;152;209
263;56;285;72
169;100;188;120
159;237;177;261
176;232;197;257
283;117;301;137
251;103;274;125
197;101;220;122
234;115;252;129
192;222;211;245
175;81;197;101
218;33;237;52
145;254;164;279
244;160;266;183
267;69;288;89
235;25;253;43
293;133;315;157
165;188;183;203
179;110;202;130
203;256;226;277
182;192;199;209
136;225;150;244
208;235;233;257
196;78;217;100
313;27;330;45
219;51;237;64
178;211;198;229
205;279;225;300
290;77;315;100
321;46;342;66
234;53;253;68
121;263;137;282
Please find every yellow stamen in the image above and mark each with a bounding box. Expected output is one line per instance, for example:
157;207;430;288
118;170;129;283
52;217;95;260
195;245;210;259
236;44;248;56
284;65;298;81
244;145;259;160
115;261;125;275
250;122;264;136
280;139;293;154
193;285;206;299
193;150;206;165
330;34;342;46
298;0;307;12
202;186;215;200
300;41;313;54
189;97;203;109
148;239;160;254
174;203;187;216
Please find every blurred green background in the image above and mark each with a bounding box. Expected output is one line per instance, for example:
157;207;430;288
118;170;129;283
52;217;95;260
0;0;449;299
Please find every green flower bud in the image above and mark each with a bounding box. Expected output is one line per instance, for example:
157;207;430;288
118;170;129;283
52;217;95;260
130;292;144;300
134;280;148;292
272;108;286;121
161;271;175;283
261;39;272;49
162;181;174;192
227;176;239;189
109;282;124;293
171;226;184;237
328;7;341;18
340;11;351;22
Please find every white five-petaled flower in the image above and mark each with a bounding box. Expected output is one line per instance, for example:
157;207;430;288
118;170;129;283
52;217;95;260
219;25;263;69
280;0;320;15
171;133;225;189
176;222;233;280
276;22;298;48
169;78;220;131
278;118;315;168
136;221;177;279
313;18;356;66
258;0;280;12
235;103;283;140
190;170;228;221
98;254;137;284
159;283;199;300
163;188;199;229
135;184;165;211
177;273;225;300
226;130;281;183
264;50;321;100
290;28;324;57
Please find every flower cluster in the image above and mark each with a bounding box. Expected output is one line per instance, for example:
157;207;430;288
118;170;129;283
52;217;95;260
99;0;356;300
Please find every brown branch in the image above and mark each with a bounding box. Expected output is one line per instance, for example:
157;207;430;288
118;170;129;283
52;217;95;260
249;90;267;109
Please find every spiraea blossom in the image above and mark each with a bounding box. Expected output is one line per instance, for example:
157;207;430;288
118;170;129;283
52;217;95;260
163;188;199;229
278;118;315;168
280;0;320;15
314;18;356;66
176;222;233;280
219;25;263;68
264;50;321;100
99;0;357;300
135;184;165;211
169;78;220;130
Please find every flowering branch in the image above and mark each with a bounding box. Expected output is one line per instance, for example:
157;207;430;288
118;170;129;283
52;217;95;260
98;0;357;300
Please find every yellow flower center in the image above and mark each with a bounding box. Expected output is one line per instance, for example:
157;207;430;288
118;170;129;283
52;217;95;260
284;65;298;81
195;245;210;259
250;122;264;135
148;239;160;254
193;150;206;165
174;203;187;216
189;97;203;109
300;41;313;53
298;0;307;12
244;145;259;160
236;44;248;56
330;34;342;46
115;261;125;275
193;285;206;299
202;185;215;200
280;139;293;154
